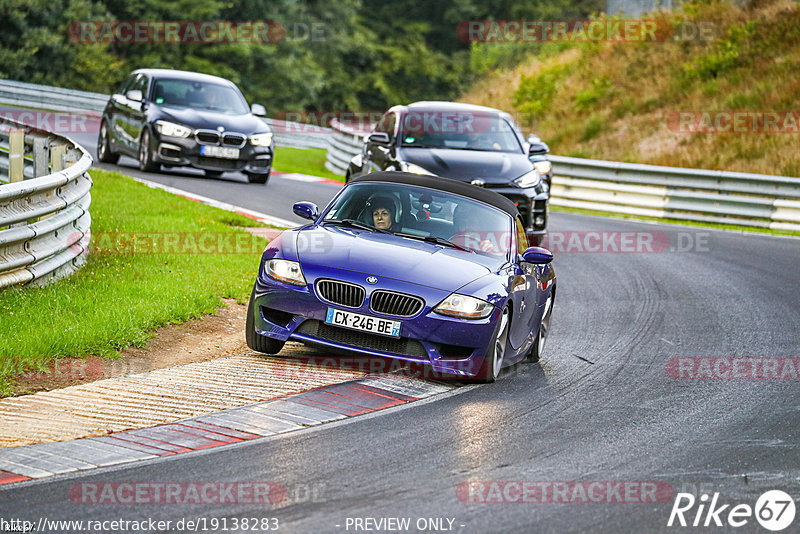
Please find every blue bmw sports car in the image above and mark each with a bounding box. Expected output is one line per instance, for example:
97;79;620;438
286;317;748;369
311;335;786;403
246;171;556;382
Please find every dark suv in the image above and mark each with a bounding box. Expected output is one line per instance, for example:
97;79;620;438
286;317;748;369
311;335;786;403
98;69;274;184
346;101;551;242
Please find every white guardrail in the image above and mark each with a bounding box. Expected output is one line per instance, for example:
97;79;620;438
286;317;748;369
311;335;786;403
323;120;800;232
4;78;800;235
0;116;93;289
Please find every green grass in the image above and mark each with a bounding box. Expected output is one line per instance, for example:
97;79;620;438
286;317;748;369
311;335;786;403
551;205;800;238
272;146;345;181
0;169;271;396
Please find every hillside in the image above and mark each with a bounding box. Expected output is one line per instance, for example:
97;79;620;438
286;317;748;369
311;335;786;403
461;0;800;177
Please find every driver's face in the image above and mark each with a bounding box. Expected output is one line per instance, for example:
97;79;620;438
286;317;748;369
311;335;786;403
373;208;392;229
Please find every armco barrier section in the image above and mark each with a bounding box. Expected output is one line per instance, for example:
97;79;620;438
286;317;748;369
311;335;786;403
324;118;369;176
3;79;799;231
0;117;93;289
549;156;800;231
0;79;330;150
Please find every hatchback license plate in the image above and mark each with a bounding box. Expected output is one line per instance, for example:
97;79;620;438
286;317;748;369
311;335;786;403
325;308;401;338
200;145;239;159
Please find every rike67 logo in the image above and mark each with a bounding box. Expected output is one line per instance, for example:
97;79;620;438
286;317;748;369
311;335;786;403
668;490;796;531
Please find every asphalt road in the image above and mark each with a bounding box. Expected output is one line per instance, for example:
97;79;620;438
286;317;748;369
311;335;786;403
3;109;800;532
2;209;799;533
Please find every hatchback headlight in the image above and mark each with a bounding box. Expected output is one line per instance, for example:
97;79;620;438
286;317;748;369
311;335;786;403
434;293;494;319
250;132;273;146
266;259;306;286
515;169;542;188
155;120;191;138
533;160;552;175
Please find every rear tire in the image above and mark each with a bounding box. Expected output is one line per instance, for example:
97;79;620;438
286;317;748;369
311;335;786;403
245;287;285;354
246;171;269;184
97;121;120;164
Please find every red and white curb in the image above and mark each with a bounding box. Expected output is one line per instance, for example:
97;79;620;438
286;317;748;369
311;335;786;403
0;377;451;485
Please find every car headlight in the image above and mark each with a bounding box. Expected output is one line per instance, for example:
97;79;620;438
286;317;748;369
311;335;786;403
250;132;273;146
155;120;191;138
533;160;552;175
401;162;435;176
266;259;306;286
434;293;494;319
515;169;542;188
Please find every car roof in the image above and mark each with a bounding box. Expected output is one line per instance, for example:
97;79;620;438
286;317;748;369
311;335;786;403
131;69;236;87
349;171;520;218
389;101;513;120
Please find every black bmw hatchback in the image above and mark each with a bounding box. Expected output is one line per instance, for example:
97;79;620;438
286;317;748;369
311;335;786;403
98;69;274;184
346;101;551;242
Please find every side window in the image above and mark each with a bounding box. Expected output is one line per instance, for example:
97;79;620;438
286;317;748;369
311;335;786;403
117;75;135;95
516;218;528;255
375;112;396;140
131;74;149;99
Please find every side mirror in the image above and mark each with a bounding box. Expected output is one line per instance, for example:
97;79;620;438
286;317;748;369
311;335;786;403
293;201;319;221
126;89;143;102
521;246;553;264
527;134;549;155
251;103;267;116
368;132;391;146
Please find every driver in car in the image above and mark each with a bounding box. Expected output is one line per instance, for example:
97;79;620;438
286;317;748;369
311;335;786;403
366;196;399;232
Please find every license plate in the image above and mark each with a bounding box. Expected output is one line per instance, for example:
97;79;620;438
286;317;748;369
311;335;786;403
200;145;240;159
325;308;401;338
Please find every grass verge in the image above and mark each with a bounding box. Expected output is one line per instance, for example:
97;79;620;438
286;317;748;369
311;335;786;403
551;204;800;238
0;168;271;396
272;146;345;181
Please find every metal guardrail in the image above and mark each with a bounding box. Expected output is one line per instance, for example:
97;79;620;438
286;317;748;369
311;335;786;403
324;119;369;176
3;79;799;232
0;79;330;150
0;79;108;114
0;117;93;289
549;156;800;231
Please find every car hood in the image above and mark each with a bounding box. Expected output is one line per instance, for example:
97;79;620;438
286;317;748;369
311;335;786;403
400;147;532;184
295;226;499;292
156;107;270;134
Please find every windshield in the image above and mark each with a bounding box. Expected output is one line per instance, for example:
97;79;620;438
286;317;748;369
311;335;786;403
151;79;250;114
322;182;514;258
399;112;522;153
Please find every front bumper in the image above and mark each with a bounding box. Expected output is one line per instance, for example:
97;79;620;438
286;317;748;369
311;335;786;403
483;185;549;245
151;131;273;174
251;265;502;377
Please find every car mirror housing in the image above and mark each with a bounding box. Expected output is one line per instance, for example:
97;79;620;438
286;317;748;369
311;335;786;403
293;201;319;221
521;246;553;264
368;132;391;146
126;89;143;102
251;103;267;116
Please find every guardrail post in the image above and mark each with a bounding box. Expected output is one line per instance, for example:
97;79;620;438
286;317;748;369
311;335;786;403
8;129;24;182
50;144;66;173
32;138;48;177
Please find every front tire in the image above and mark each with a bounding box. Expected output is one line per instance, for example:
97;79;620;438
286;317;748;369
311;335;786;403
97;120;120;164
138;129;159;172
526;292;554;363
245;288;285;354
475;306;510;383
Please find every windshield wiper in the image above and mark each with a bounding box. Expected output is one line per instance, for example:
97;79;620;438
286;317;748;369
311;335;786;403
393;233;473;253
323;219;392;234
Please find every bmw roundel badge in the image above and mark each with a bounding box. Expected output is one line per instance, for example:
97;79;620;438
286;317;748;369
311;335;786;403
366;276;378;285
